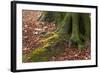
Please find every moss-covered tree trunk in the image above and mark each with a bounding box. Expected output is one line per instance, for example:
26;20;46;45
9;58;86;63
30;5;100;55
80;13;91;48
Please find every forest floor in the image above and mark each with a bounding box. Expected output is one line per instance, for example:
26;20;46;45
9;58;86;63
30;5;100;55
22;11;91;62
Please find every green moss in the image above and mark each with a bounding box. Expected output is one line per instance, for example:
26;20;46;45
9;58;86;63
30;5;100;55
32;48;47;55
22;54;31;63
28;39;66;62
30;56;49;62
22;55;27;62
39;32;59;47
29;47;49;62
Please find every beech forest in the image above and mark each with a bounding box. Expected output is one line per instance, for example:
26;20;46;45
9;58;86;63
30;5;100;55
22;10;91;62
